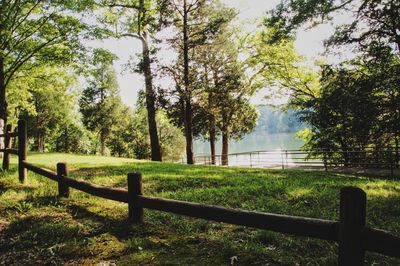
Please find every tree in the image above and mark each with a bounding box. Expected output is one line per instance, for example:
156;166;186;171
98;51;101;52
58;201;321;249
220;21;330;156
131;104;186;161
165;0;236;164
0;0;93;141
102;0;168;161
212;60;259;166
267;0;400;165
6;65;77;152
299;65;378;162
246;28;321;109
79;49;126;155
55;121;97;154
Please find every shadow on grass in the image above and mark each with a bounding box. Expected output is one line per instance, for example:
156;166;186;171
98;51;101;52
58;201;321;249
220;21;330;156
1;161;399;264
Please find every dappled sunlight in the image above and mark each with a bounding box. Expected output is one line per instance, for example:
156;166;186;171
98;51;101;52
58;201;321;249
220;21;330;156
287;188;313;199
2;153;400;265
361;182;400;198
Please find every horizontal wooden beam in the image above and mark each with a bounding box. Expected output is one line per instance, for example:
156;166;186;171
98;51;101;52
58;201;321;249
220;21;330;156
22;161;57;181
137;195;339;241
6;149;18;155
0;132;17;138
8;132;18;138
23;161;128;203
61;175;129;203
21;163;399;260
364;227;400;258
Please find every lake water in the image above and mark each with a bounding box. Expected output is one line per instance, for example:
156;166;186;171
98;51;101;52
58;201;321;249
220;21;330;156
191;132;324;168
194;132;304;155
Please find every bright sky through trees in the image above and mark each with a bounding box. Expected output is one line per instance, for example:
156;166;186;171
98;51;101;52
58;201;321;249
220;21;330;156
89;0;350;107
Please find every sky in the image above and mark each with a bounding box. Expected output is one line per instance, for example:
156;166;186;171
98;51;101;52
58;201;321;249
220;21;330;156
90;0;350;108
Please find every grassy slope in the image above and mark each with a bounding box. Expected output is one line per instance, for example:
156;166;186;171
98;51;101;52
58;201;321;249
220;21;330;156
0;153;399;265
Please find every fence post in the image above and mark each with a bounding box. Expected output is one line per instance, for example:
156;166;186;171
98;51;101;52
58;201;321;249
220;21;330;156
389;147;394;179
281;151;285;170
127;172;143;223
338;187;366;266
18;120;27;183
57;162;70;198
323;150;328;172
2;125;12;170
285;150;288;168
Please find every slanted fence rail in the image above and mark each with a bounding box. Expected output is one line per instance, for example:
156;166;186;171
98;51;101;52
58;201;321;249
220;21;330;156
1;120;400;265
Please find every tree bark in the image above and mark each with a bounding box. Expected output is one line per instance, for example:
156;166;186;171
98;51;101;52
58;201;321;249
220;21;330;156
183;0;194;164
65;127;69;152
141;32;162;162
0;57;6;156
209;117;216;165
395;133;399;168
221;129;229;166
100;130;106;156
37;132;44;153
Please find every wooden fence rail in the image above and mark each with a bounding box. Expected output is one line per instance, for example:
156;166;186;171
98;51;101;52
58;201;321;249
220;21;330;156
1;120;400;265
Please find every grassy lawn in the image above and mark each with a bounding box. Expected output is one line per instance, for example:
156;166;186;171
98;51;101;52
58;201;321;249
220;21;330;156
0;153;399;265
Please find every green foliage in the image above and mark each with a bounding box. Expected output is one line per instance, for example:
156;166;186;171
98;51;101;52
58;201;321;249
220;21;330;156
265;0;349;41
55;122;97;154
0;0;96;125
131;104;186;161
79;49;127;155
246;28;320;108
7;66;81;152
266;0;400;164
298;53;400;165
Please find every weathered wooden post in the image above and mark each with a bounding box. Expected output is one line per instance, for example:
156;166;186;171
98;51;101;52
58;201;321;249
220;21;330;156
338;187;366;266
2;124;11;170
18;120;27;183
128;172;143;223
57;162;70;198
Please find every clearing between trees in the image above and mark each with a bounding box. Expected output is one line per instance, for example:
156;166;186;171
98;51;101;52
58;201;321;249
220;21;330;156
0;153;399;265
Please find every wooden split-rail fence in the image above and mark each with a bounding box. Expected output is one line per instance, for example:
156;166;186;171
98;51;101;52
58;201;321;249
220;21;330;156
1;120;399;265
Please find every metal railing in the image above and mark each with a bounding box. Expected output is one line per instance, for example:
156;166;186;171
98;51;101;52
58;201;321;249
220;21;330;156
193;148;399;177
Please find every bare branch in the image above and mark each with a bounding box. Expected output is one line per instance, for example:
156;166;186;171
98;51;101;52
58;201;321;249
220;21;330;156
107;3;139;9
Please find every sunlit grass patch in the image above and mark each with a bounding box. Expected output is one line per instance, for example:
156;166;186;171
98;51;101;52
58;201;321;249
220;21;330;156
1;153;400;265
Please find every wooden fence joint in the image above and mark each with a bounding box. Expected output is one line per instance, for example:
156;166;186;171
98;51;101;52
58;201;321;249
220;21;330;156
338;186;366;266
2;124;12;170
57;162;70;198
18;120;27;183
127;172;143;224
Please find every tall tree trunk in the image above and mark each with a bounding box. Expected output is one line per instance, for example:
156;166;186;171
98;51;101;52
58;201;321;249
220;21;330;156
100;130;105;156
221;129;229;166
209;117;216;165
395;133;399;168
37;132;44;153
0;57;6;157
183;0;194;164
204;64;216;165
65;127;69;152
141;32;162;162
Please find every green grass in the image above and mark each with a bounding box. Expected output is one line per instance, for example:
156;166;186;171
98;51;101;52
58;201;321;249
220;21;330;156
1;153;399;265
